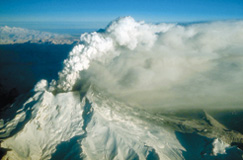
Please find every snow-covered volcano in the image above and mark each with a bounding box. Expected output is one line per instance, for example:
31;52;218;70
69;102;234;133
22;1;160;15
1;17;243;160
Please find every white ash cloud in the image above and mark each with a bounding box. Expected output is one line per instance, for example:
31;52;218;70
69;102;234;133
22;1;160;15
51;17;243;109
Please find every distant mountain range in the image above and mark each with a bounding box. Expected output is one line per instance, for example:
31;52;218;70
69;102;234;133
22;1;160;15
0;26;79;45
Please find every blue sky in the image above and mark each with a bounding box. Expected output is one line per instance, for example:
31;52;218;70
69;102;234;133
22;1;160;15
0;0;243;30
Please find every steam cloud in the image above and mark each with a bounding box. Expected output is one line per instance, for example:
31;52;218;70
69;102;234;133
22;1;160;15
51;17;243;109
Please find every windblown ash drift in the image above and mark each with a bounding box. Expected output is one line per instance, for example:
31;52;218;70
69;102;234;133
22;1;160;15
1;17;243;160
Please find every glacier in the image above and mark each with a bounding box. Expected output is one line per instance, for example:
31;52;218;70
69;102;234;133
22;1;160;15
1;17;243;159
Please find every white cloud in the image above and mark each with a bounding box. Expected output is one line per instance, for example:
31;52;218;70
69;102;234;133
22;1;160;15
51;17;243;109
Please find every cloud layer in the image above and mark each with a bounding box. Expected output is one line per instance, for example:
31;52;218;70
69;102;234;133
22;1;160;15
50;17;243;109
